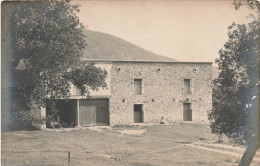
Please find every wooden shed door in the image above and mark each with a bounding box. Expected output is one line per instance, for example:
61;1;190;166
183;103;192;121
80;105;96;126
79;99;109;126
134;104;143;123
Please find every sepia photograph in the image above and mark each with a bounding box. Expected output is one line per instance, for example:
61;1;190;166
1;0;260;165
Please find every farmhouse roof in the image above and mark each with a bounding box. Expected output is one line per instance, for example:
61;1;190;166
83;30;176;62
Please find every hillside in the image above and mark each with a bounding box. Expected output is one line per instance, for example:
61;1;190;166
83;30;176;62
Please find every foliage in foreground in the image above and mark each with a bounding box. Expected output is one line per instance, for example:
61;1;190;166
208;1;259;145
4;1;107;126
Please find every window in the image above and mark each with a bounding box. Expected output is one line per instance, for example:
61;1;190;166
184;79;191;94
134;79;142;95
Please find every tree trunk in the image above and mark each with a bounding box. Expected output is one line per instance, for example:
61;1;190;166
239;95;260;166
239;64;260;166
238;142;259;166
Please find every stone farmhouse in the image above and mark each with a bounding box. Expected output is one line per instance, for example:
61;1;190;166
40;30;212;128
2;30;212;130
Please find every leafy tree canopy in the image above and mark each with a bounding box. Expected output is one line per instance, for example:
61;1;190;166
208;0;259;165
209;0;260;166
6;1;107;108
209;0;259;144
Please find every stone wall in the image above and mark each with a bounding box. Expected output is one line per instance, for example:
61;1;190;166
109;62;212;125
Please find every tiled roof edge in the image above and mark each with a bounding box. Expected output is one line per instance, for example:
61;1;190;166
82;59;212;64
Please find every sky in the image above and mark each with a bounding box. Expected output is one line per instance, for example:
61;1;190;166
73;0;252;64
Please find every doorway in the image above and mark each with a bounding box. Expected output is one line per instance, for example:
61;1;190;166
183;103;192;121
134;104;143;123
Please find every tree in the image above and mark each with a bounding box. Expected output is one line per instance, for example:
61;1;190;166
208;0;259;165
3;1;107;126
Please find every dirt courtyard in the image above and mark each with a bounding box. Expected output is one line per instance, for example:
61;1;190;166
1;123;260;166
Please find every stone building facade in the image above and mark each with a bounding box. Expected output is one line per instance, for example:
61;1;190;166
109;61;212;125
64;60;212;126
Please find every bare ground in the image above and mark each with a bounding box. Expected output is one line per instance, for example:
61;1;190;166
1;123;260;166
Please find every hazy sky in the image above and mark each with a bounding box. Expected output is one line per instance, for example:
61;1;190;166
73;0;252;64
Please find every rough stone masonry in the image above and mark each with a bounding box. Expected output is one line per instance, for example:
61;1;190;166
109;61;212;125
